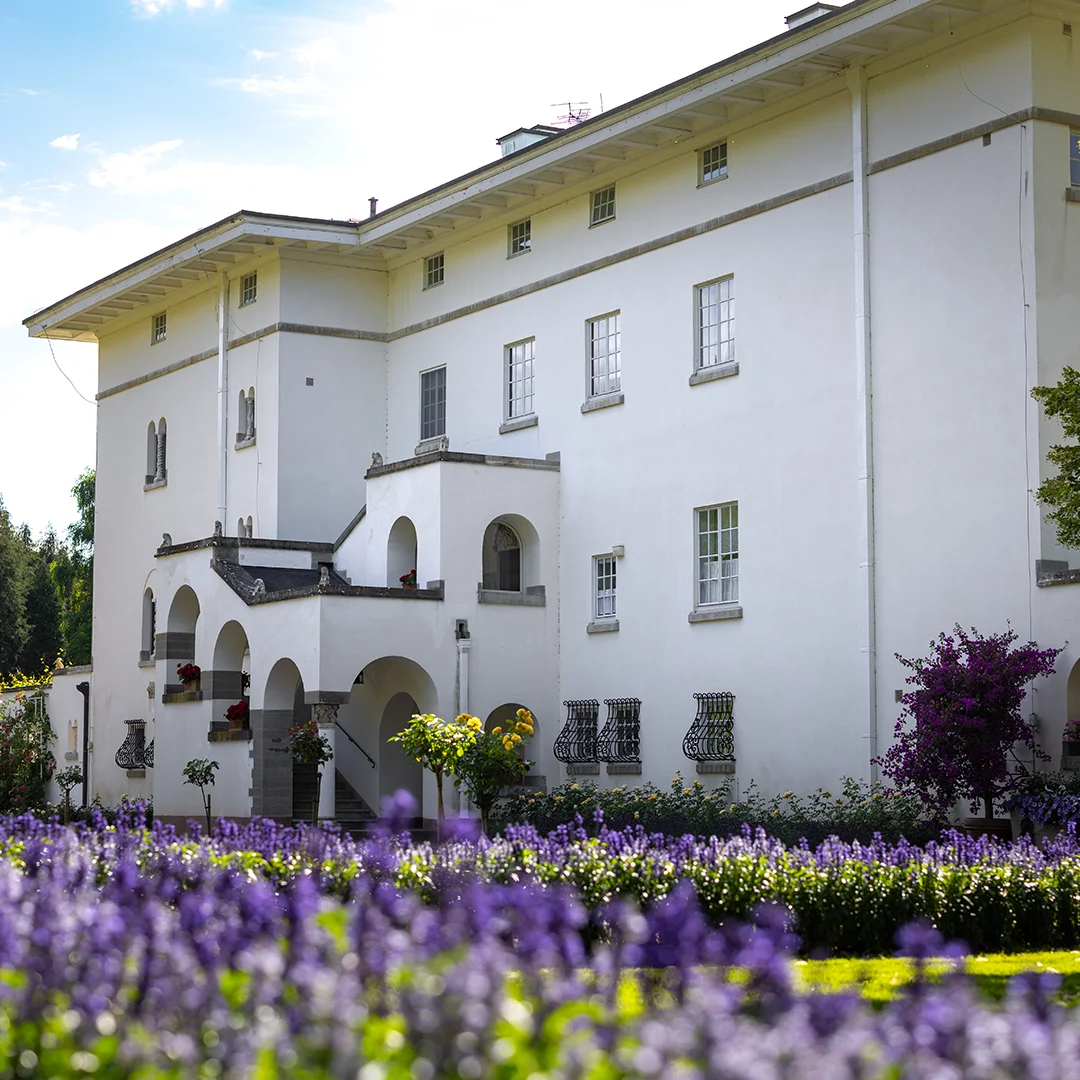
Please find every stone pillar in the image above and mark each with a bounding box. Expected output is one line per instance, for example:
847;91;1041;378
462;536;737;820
154;431;167;483
313;703;337;821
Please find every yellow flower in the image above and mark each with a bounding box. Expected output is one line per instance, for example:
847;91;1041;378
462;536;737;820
466;716;482;730
492;727;502;735
511;733;522;744
516;708;533;723
515;721;532;735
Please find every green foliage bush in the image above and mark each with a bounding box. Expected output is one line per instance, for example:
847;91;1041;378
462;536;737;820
489;773;938;846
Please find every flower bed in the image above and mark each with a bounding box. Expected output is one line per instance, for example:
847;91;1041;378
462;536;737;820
3;810;1080;1075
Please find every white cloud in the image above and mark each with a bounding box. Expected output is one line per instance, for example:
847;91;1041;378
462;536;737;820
88;139;183;193
130;0;226;16
225;75;319;99
0;195;55;215
250;49;279;61
0;162;9;172
293;38;338;68
20;89;40;97
26;179;77;194
49;133;80;151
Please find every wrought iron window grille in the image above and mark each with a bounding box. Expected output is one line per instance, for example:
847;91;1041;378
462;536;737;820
596;698;641;764
682;692;735;761
553;699;599;763
144;738;154;770
115;719;147;771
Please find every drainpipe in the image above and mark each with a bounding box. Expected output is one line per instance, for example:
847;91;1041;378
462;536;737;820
76;681;90;807
216;275;229;529
848;66;879;783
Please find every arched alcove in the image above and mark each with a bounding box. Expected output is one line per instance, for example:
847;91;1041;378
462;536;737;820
164;585;199;661
379;692;423;806
237;517;245;538
258;657;308;819
246;516;253;539
387;516;418;587
481;514;540;591
140;588;156;662
1066;659;1080;735
145;422;157;483
485;702;538;736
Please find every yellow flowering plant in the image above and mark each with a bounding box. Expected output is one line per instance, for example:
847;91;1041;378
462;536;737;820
454;708;535;835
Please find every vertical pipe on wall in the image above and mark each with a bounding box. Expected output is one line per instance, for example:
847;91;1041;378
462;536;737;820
216;275;229;529
848;65;879;783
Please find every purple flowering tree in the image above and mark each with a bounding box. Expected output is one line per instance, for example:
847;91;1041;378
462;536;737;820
876;626;1060;821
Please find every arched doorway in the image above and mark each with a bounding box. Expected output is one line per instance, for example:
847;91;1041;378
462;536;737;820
256;658;307;819
379;692;424;807
387;516;418;587
164;585;200;676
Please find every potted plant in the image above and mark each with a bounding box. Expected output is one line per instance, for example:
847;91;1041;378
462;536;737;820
399;569;418;591
176;662;201;693
876;626;1061;839
289;720;334;825
225;699;249;731
1004;771;1080;844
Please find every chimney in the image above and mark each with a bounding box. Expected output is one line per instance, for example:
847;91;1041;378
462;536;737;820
496;125;562;158
785;3;840;30
368;196;378;218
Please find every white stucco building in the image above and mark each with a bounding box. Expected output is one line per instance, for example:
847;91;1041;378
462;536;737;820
22;0;1080;823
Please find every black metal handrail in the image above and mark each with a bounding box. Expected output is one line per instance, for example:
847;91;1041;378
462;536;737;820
553;700;599;763
682;692;735;761
334;720;376;769
115;719;147;770
596;698;641;764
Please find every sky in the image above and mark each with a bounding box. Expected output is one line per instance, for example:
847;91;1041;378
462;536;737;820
0;0;816;538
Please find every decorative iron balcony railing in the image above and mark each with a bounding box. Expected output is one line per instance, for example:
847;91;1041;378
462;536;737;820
596;698;641;764
682;692;735;761
144;738;154;770
115;719;147;771
553;699;599;763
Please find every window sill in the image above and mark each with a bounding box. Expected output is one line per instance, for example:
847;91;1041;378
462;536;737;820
589;216;615;229
143;478;167;492
161;690;203;704
138;655;155;668
238;298;257;308
567;762;600;775
587;619;619;634
422;280;444;291
1066;186;1080;203
478;586;545;606
414;435;449;456
581;392;624;414
126;769;146;779
696;760;736;774
688;605;743;624
499;414;538;435
697;173;729;190
235;434;256;450
606;762;641;775
208;729;253;743
689;362;738;386
507;248;531;259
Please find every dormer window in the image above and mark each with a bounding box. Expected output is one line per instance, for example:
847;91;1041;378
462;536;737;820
425;253;444;289
151;312;167;344
700;142;728;186
240;272;258;306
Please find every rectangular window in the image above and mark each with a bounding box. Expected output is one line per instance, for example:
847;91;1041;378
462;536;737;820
151;312;167;344
696;277;735;369
594;554;617;619
508;219;531;257
1071;131;1080;186
420;366;446;441
505;338;535;418
697;504;739;606
590;185;616;226
425;253;444;289
587;312;621;397
240;272;258;307
700;142;728;185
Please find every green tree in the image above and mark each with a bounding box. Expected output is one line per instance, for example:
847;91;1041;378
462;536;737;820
390;713;479;833
54;469;94;666
18;551;62;675
1033;368;1080;549
454;709;535;835
0;497;27;679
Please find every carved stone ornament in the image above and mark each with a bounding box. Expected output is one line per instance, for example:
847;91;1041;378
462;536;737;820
251;578;266;599
371;451;383;468
312;702;339;728
213;521;223;538
161;533;172;548
319;566;330;587
146;682;155;698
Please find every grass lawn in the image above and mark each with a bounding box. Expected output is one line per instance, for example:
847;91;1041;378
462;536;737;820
794;951;1080;1003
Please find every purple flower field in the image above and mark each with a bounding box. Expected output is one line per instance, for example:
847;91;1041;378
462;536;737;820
4;807;1080;1076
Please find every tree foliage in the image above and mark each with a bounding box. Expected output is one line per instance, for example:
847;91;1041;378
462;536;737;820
1033;368;1080;549
876;626;1060;820
454;709;535;834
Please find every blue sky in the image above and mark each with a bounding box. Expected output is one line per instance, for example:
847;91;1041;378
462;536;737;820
0;0;810;537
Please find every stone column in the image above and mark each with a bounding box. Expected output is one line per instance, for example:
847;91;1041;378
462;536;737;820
154;431;167;483
313;703;337;821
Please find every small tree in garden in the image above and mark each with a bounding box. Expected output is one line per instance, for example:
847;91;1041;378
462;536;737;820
390;713;478;833
0;691;55;813
1032;367;1080;548
55;765;83;825
455;709;535;835
877;626;1060;821
289;720;333;825
182;758;219;833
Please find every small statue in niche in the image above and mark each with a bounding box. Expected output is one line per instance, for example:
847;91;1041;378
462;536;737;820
319;566;330;587
213;521;223;539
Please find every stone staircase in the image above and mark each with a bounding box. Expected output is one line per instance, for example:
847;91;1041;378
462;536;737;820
291;765;378;834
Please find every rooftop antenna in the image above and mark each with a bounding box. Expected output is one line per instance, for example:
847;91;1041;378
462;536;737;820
551;101;591;126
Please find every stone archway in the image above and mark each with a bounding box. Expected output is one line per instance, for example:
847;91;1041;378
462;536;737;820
209;620;249;705
163;585;199;667
254;658;306;819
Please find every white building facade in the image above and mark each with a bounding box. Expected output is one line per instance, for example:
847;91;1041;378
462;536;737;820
24;0;1080;823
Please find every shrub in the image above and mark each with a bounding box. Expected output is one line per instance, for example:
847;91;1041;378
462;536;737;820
0;691;54;813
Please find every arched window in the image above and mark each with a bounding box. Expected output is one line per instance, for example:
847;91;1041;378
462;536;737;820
482;521;521;592
246;386;255;440
141;589;156;662
237;517;245;539
145;419;167;486
246;515;253;539
387;516;418;587
237;387;256;445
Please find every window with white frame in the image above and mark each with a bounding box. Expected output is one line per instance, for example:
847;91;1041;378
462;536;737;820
590;185;616;226
700;142;728;185
240;272;258;306
425;253;444;289
505;338;535;419
508;219;531;257
594;554;617;619
696;277;735;370
420;366;446;441
697;504;738;606
587;312;621;397
151;312;167;344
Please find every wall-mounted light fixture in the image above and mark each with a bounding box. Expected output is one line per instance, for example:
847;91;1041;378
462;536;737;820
612;545;625;559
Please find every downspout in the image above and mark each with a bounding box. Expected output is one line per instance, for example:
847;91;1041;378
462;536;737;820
849;66;879;783
76;680;90;807
216;275;229;529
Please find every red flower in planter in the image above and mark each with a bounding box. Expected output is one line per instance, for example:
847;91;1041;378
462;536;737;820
225;700;249;723
176;663;201;682
399;569;417;586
